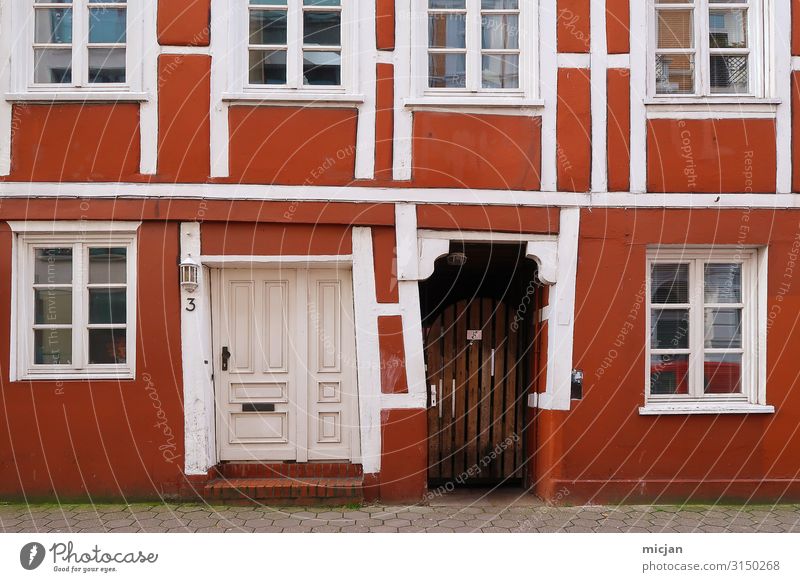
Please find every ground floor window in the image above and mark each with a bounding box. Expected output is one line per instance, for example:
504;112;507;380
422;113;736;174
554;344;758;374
11;224;138;380
645;247;767;412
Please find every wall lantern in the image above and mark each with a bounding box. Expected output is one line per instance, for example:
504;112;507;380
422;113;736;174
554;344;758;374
180;256;200;293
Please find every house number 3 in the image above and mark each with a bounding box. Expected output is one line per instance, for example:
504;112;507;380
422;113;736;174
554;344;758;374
186;298;196;312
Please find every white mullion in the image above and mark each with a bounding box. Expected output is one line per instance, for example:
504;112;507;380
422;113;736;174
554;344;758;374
690;258;704;398
72;242;84;370
73;0;86;87
696;0;706;96
466;0;480;91
290;0;303;89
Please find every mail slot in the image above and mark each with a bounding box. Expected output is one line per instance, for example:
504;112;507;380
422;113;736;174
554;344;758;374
242;403;276;412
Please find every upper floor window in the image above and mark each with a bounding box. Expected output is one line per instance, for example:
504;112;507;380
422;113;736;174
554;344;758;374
246;0;347;89
411;0;537;103
644;247;771;415
32;0;127;86
651;0;768;98
10;222;139;381
9;0;148;97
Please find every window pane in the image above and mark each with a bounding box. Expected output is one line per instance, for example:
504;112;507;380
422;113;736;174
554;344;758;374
251;0;288;4
304;0;340;5
35;8;73;43
34;329;72;365
429;53;466;88
34;289;72;325
88;7;126;43
482;14;518;50
482;54;518;88
709;9;747;49
704;353;742;394
650;354;689;395
34;48;73;84
650;263;688;304
704;308;742;349
250;50;287;84
655;53;695;94
35;248;72;284
89;289;126;324
88;47;126;83
89;329;126;364
657;9;694;49
249;10;287;45
482;0;518;8
89;247;126;284
430;0;465;8
303;11;341;45
303;51;340;85
651;309;690;349
710;54;749;94
704;263;741;303
429;13;466;49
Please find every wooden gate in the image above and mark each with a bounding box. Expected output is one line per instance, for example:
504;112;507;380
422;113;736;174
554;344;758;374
425;297;532;484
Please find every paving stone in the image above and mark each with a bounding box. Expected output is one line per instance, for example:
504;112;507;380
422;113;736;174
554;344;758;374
384;519;412;527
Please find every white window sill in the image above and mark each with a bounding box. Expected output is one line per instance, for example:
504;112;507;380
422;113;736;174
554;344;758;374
16;372;135;382
639;403;775;415
222;92;365;106
644;97;780;117
404;96;545;110
6;92;149;103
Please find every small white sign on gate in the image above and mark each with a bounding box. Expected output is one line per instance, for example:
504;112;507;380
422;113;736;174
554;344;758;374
466;329;482;341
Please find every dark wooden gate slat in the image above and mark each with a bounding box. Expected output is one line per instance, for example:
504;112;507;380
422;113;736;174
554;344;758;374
492;301;507;480
466;300;481;474
479;298;493;473
504;311;519;477
453;300;468;477
441;304;455;480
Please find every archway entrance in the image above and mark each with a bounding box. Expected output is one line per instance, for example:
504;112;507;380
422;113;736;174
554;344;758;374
420;243;542;487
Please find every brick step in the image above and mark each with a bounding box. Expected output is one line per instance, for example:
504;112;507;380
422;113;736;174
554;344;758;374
215;462;363;480
203;477;364;505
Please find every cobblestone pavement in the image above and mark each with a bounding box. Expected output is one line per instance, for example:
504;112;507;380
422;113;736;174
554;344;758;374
2;501;800;533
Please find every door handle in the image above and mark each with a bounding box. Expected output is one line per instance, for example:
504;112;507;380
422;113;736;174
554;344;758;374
221;346;231;371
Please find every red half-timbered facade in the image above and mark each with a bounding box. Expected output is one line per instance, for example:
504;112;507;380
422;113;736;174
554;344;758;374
1;0;799;505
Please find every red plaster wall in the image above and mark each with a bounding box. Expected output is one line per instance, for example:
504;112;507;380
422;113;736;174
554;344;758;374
7;104;141;182
372;226;399;303
557;68;592;192
0;222;185;500
647;119;776;193
157;0;210;47
553;208;800;504
375;63;395;180
412;112;542;190
201;223;353;256
376;0;396;51
227;107;358;185
557;0;591;53
380;409;427;502
607;68;630;192
378;315;408;394
416;205;560;234
158;54;211;182
606;0;630;54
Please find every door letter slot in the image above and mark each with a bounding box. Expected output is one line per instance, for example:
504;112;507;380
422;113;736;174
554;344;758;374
242;403;276;412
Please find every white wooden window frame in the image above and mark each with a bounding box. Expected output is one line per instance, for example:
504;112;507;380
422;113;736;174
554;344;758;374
9;222;139;381
408;0;539;107
647;0;773;101
7;0;149;101
642;246;772;415
223;0;360;103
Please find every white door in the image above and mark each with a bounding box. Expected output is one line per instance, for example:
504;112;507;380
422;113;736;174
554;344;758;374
213;267;359;462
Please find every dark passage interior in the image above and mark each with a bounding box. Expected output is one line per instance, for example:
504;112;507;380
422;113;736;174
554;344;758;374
420;242;542;488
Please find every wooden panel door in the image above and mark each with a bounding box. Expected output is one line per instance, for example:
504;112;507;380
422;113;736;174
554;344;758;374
426;297;528;483
214;268;358;462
